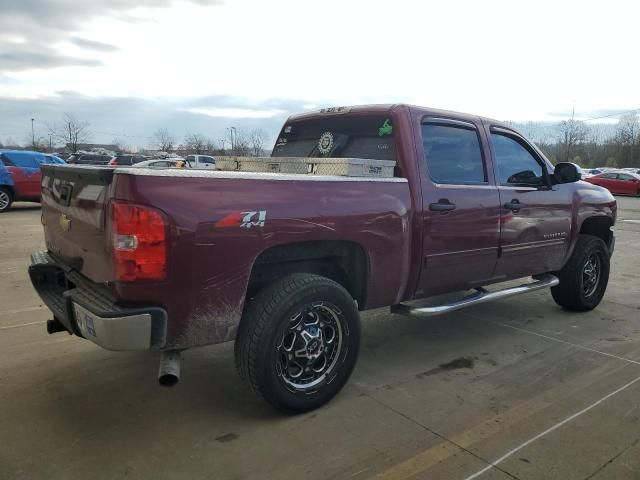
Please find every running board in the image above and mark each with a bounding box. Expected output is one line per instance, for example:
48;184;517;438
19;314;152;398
391;274;559;317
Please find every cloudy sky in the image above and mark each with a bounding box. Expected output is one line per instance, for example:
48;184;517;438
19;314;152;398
1;0;638;147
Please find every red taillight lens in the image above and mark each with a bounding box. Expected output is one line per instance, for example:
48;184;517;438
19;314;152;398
109;159;118;166
111;202;167;282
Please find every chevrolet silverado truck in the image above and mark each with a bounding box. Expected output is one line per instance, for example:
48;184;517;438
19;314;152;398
29;104;616;413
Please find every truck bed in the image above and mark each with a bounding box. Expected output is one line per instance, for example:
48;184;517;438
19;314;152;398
39;164;413;349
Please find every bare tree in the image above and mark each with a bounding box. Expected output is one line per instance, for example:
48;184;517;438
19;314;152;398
154;128;175;152
111;138;130;153
183;133;208;154
558;118;590;162
22;133;49;151
50;113;91;153
614;113;640;167
249;129;267;156
235;130;252;156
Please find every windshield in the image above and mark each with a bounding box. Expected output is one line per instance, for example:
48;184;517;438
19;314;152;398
272;114;396;161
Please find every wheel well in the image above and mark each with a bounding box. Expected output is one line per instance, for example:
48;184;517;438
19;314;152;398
579;216;613;248
0;185;14;198
247;241;369;309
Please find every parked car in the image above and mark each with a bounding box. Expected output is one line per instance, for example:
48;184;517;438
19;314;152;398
67;153;114;165
185;154;215;169
0;150;62;212
29;104;616;413
580;168;602;178
130;159;182;168
108;155;148;166
43;154;66;164
585;171;640;195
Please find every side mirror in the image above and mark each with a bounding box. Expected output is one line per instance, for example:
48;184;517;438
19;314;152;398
553;162;581;184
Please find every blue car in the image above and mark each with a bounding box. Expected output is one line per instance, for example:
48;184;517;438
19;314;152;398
0;150;64;212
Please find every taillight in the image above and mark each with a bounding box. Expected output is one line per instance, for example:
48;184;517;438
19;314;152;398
109;159;118;166
111;202;167;282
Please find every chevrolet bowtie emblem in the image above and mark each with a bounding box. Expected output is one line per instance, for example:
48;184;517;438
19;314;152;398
59;214;71;232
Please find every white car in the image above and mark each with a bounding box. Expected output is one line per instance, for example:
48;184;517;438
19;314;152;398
130;159;182;168
185;155;215;169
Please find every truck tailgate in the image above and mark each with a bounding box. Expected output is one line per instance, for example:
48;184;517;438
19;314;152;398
40;164;115;283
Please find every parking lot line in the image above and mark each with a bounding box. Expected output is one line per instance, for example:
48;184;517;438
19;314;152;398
462;374;640;480
0;320;46;330
0;306;46;317
488;321;640;367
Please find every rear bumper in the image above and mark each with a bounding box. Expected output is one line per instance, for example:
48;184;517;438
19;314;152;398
608;232;615;257
28;251;167;351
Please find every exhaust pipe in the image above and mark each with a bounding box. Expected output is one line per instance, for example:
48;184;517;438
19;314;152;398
158;350;181;387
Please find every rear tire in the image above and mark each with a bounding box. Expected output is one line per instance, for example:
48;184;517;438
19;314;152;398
0;187;13;213
551;234;609;311
235;273;360;413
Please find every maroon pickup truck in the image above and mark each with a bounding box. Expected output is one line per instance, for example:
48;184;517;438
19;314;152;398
29;104;616;413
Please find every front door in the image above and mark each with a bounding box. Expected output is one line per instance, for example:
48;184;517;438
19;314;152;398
488;127;572;280
416;118;501;298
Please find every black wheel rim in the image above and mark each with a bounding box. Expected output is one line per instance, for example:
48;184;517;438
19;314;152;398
276;302;344;391
582;252;601;297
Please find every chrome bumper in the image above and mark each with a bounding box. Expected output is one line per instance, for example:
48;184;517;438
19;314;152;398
29;251;167;351
73;303;154;351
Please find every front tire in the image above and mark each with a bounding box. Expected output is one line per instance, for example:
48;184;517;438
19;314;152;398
551;234;609;311
235;273;360;413
0;187;13;213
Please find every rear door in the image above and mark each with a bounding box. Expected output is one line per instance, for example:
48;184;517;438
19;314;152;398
488;126;572;279
416;118;501;297
0;152;42;198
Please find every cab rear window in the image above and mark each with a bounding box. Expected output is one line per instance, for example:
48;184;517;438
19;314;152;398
272;115;395;161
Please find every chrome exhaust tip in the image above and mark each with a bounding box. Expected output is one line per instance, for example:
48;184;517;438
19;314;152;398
158;350;181;387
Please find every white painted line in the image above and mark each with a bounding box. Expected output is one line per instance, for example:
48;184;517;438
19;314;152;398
622;219;640;224
0;306;47;317
492;321;640;366
0;320;45;330
463;374;640;480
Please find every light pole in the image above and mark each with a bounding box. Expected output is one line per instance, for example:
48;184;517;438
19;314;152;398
31;118;35;150
227;126;237;152
48;133;53;152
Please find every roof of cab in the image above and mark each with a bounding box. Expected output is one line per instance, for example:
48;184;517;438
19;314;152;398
286;103;509;129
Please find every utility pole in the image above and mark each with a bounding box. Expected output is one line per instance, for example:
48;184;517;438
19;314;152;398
49;133;53;152
31;118;36;150
227;127;237;153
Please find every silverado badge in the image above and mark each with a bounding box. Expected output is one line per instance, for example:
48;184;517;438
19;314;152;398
59;214;71;232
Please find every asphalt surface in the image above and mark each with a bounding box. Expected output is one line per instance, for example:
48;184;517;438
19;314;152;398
1;198;640;480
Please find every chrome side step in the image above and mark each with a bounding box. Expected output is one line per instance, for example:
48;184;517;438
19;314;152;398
391;274;559;317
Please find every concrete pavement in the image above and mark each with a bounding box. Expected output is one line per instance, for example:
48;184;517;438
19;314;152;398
1;198;640;480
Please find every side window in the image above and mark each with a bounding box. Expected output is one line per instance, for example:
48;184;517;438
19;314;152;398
2;153;39;169
603;173;617;179
618;173;633;181
491;133;545;186
421;123;486;185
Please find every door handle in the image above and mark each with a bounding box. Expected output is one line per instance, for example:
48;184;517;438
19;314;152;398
504;199;525;211
429;199;456;211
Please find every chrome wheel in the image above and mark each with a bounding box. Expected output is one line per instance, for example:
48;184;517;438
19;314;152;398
276;302;344;391
0;190;10;211
582;253;601;297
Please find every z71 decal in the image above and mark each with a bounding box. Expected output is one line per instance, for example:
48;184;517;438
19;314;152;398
215;210;267;229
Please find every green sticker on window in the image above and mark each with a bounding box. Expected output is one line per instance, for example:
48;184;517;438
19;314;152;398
378;119;393;137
